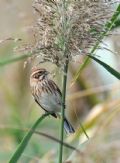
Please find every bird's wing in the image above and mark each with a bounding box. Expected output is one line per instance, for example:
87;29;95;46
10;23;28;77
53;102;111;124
49;80;62;104
34;97;57;118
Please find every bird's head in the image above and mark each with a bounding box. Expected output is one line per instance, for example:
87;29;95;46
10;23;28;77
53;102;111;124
30;67;49;81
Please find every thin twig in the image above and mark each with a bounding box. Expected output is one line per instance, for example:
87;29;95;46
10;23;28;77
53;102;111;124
0;125;81;153
34;130;81;153
79;122;89;140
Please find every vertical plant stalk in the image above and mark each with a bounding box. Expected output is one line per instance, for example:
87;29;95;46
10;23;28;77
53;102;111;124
59;59;69;163
9;113;50;163
59;0;68;162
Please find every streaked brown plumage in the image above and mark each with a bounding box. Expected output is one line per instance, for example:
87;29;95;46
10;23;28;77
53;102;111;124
30;67;75;134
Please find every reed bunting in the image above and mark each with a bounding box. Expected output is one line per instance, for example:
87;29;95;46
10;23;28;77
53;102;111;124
30;67;75;134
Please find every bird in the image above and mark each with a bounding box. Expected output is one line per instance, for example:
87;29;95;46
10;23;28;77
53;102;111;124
30;67;75;134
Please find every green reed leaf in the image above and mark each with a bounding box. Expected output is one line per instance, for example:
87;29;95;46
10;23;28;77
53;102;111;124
72;4;120;84
0;54;30;67
9;113;50;163
88;55;120;80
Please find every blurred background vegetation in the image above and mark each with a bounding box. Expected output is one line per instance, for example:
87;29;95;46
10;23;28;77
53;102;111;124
0;1;120;163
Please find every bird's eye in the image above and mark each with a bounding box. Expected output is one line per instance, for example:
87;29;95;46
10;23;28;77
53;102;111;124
34;73;40;79
34;71;44;79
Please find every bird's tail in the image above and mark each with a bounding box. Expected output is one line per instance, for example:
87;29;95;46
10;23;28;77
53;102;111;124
64;118;75;134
